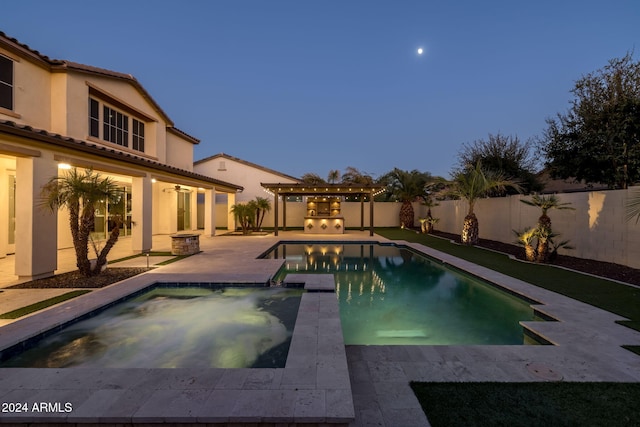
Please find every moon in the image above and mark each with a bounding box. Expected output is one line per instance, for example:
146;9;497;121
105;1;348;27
417;47;423;55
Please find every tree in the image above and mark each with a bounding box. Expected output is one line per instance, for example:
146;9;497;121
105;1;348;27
450;161;520;245
300;173;326;185
520;194;574;263
381;168;431;228
341;166;374;185
41;168;122;276
230;202;256;234
457;133;542;194
540;53;640;189
253;197;271;231
327;169;340;184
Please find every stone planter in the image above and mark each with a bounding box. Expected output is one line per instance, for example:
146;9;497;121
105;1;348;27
170;233;200;255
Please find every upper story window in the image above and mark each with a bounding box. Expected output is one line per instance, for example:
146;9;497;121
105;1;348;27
0;55;13;111
132;118;145;152
88;97;145;153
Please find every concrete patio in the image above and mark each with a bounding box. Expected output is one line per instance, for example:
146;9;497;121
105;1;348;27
0;230;639;426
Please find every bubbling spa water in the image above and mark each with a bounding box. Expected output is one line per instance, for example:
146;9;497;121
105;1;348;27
1;286;302;369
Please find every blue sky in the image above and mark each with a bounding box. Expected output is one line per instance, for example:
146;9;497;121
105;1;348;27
2;1;639;179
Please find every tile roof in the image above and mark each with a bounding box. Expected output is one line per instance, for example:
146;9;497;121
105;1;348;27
0;31;197;143
0;120;242;192
195;152;301;182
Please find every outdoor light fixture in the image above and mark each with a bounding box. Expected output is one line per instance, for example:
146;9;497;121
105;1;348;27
58;163;72;170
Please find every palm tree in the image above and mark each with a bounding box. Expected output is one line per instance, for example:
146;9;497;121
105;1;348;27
41;168;122;276
382;168;431;229
627;189;640;223
230;202;256;234
451;161;520;245
520;194;574;262
253;196;271;231
327;169;340;184
513;227;537;262
420;196;440;233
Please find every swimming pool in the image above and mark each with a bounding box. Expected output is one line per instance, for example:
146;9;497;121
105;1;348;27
262;242;538;345
1;285;302;368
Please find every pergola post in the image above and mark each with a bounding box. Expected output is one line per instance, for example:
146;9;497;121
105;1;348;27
283;195;287;231
274;188;279;236
369;189;375;236
360;195;364;231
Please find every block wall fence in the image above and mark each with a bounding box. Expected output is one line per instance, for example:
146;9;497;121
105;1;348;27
212;188;640;269
428;188;640;269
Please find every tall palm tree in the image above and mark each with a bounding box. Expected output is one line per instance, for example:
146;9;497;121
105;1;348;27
520;194;574;262
327;169;340;184
253;196;271;231
451;161;520;245
382;168;431;228
41;168;122;276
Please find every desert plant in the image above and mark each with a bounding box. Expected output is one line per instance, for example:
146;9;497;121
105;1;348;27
230;202;256;234
548;237;575;262
41;168;122;276
513;227;537;262
253;197;271;231
521;194;574;262
451;161;520;245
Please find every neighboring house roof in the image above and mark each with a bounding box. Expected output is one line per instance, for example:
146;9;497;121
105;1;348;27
0;120;242;192
195;152;301;182
0;32;197;144
537;170;608;193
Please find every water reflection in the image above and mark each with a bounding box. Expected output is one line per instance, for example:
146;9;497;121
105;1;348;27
265;243;534;345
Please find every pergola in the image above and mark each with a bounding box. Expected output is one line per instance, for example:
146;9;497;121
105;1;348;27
261;183;386;236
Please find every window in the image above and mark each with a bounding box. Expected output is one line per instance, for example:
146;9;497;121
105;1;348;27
103;105;129;147
88;97;147;153
0;55;13;110
89;98;99;137
132;118;144;152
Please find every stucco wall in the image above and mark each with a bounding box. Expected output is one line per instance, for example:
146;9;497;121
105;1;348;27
429;189;640;269
0;47;51;128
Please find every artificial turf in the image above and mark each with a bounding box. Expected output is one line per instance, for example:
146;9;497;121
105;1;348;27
411;382;640;427
0;290;92;319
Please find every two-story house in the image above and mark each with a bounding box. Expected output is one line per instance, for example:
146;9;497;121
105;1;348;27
0;32;242;280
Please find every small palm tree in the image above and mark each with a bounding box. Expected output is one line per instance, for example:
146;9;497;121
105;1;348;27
253;197;271;231
520;194;574;262
230;202;256;234
451;161;520;245
41;168;122;276
513;227;537;262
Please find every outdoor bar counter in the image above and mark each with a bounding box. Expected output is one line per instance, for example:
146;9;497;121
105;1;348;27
304;215;345;234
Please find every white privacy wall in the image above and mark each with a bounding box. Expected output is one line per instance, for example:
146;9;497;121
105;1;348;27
428;189;640;269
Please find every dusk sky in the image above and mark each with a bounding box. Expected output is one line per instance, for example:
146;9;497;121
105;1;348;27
3;1;639;180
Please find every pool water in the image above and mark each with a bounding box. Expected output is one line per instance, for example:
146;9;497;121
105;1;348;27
1;286;302;368
263;243;536;345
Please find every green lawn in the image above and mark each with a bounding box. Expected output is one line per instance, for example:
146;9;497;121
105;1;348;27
375;228;640;324
411;382;640;427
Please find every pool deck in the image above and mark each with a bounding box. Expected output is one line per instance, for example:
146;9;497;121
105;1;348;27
1;231;639;426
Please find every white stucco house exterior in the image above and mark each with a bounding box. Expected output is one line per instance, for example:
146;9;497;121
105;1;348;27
0;32;242;280
194;153;300;230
